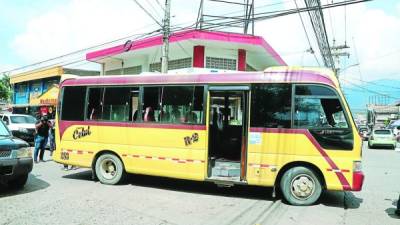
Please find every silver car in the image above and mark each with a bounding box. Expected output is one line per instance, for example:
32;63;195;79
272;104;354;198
368;129;397;149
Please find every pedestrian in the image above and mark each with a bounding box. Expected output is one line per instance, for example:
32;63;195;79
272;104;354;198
49;119;56;156
34;115;52;163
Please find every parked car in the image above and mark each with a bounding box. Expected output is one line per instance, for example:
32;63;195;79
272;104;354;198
0;114;37;144
392;125;400;136
357;125;369;141
0;120;32;189
368;129;397;149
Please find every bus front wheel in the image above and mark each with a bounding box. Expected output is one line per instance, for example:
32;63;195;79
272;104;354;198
280;166;322;206
95;153;125;185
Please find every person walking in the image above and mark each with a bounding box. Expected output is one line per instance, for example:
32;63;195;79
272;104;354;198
34;115;52;163
49;119;56;156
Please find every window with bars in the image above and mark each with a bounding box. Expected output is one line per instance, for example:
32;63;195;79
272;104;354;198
105;65;142;75
149;58;192;72
124;65;142;74
206;57;237;70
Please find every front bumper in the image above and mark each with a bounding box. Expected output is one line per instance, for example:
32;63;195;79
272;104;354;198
368;140;396;147
0;157;33;181
11;131;35;143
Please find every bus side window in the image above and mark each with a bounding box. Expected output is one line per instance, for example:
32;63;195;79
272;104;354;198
87;88;104;120
61;86;86;121
161;86;204;124
250;83;292;128
293;85;349;129
142;87;162;123
293;84;353;150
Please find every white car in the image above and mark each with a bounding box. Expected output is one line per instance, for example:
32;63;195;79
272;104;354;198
0;114;37;144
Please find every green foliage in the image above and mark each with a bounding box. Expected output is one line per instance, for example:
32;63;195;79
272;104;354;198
0;74;11;102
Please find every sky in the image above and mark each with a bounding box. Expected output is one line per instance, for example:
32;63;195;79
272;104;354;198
0;0;399;109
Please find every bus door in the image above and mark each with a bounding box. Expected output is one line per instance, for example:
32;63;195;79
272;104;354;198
207;86;249;182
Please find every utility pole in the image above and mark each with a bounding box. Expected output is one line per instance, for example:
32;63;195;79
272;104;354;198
161;0;171;74
331;39;350;77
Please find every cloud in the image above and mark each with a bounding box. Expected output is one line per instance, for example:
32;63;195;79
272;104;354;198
257;1;400;82
9;0;400;83
11;0;160;63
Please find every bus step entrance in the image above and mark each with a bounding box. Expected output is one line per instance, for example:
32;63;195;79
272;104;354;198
210;159;240;179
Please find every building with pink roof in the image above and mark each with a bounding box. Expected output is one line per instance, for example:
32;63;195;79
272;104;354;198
86;29;286;75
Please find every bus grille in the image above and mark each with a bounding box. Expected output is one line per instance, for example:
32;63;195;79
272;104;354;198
0;150;11;158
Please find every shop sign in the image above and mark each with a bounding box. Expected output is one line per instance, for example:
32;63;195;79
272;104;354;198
40;98;57;105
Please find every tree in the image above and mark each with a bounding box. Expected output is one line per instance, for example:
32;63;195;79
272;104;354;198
0;73;12;102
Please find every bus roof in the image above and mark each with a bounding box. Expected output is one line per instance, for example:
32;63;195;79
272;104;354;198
60;66;339;88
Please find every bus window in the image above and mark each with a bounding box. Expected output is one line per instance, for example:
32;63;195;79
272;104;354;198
61;86;86;121
142;87;162;122
295;85;336;96
294;94;348;128
294;84;353;150
86;87;139;122
142;86;204;124
103;87;138;122
250;84;292;128
161;86;204;124
87;88;104;120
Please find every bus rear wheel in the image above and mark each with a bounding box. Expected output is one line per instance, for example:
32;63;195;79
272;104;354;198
280;166;322;206
95;153;125;185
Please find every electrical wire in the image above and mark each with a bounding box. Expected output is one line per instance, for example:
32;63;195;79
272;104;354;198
293;0;321;66
0;26;162;75
341;79;400;99
342;77;400;90
145;0;163;19
200;0;373;30
132;0;162;27
155;0;166;11
2;0;373;76
3;30;163;77
326;0;335;42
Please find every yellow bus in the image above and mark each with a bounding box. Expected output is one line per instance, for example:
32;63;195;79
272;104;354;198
53;66;364;205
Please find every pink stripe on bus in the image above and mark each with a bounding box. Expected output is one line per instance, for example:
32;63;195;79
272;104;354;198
58;120;206;139
250;127;352;190
60;71;335;88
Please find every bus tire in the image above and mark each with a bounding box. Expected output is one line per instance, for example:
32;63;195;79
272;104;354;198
280;166;322;206
95;153;125;185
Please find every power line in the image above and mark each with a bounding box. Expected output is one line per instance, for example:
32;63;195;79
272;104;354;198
293;0;321;66
145;0;163;19
132;0;163;27
0;26;162;75
3;30;163;77
341;79;400;99
201;0;373;32
304;0;334;70
155;0;165;10
343;77;400;90
2;0;373;76
326;0;335;41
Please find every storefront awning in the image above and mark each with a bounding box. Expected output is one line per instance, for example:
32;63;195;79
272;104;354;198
29;85;59;106
11;66;63;84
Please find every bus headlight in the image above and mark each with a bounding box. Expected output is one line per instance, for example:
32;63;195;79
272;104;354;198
16;147;32;158
353;161;362;172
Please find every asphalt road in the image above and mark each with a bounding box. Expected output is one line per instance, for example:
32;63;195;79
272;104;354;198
1;144;399;225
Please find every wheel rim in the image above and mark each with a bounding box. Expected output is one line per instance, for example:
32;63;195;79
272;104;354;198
100;158;118;180
290;174;315;200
